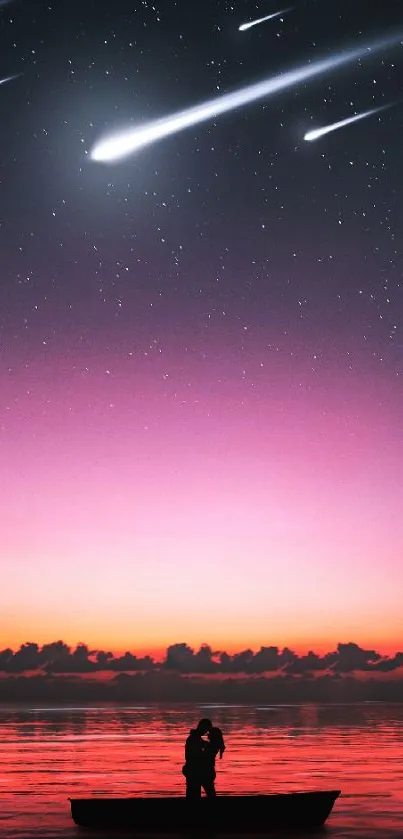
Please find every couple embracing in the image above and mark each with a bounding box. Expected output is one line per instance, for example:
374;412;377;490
183;718;226;800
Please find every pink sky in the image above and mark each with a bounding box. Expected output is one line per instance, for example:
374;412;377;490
1;351;402;654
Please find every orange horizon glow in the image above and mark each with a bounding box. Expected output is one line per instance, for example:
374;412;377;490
1;634;402;661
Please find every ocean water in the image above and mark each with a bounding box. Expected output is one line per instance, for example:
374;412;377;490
0;702;403;838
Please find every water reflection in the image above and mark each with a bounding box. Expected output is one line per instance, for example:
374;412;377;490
0;703;402;837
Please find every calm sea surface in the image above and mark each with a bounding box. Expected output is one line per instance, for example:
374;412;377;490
0;702;402;838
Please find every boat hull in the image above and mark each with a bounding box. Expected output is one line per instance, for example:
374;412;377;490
70;790;341;832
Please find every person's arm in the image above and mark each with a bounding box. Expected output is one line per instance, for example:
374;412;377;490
185;736;193;763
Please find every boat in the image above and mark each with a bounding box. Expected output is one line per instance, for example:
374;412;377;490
69;790;341;831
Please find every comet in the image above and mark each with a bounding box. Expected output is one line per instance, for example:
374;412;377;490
91;34;403;163
304;105;388;141
239;9;292;32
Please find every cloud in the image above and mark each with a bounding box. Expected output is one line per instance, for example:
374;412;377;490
95;650;114;667
0;639;401;678
332;643;382;672
242;646;282;672
2;642;42;672
108;652;155;671
44;643;97;673
372;652;403;672
165;643;221;673
285;650;336;674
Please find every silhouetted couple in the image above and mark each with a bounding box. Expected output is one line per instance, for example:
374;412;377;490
183;718;225;800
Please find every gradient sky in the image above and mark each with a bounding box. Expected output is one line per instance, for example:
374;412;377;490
1;0;402;655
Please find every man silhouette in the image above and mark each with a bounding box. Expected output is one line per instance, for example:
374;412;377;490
183;718;214;800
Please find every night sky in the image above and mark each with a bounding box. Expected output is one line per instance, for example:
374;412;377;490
1;0;403;654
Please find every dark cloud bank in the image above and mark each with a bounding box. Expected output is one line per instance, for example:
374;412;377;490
1;642;403;702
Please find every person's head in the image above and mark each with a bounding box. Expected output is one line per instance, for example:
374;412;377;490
207;726;224;747
208;726;225;757
196;718;212;736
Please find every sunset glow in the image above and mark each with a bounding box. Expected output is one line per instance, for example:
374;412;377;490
2;346;402;655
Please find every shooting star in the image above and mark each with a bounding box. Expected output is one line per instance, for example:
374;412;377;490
0;74;21;86
239;9;292;32
304;105;388;141
91;33;403;163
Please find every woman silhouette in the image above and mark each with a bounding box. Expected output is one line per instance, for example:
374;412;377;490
202;727;226;796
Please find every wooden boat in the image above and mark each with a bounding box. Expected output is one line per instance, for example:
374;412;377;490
69;790;341;831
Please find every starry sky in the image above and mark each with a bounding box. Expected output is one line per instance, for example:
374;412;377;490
1;0;403;656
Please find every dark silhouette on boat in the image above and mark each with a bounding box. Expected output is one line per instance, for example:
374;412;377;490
183;718;215;799
183;718;226;800
69;790;341;831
